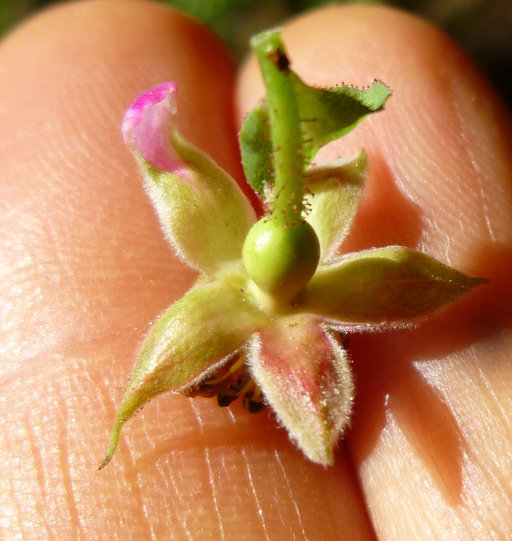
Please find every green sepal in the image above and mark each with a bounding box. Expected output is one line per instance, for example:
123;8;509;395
139;131;256;276
301;246;488;325
99;270;266;468
305;150;367;264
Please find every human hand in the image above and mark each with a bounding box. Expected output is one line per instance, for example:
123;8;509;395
1;1;511;539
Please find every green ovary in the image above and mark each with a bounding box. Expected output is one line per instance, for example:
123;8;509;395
242;216;320;301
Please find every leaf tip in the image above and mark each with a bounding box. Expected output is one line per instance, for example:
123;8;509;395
470;275;490;287
98;455;112;471
98;424;121;470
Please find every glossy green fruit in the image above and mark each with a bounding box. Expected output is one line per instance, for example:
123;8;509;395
242;216;320;300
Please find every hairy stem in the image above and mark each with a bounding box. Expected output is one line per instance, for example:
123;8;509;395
251;29;304;222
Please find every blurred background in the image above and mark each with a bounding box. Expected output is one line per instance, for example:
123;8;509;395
1;0;511;105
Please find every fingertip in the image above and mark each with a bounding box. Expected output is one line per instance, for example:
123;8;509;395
0;3;244;536
1;0;240;175
0;0;245;357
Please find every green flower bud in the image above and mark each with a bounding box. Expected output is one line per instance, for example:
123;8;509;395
242;216;320;301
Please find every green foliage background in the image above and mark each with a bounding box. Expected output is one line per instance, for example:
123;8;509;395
1;0;511;104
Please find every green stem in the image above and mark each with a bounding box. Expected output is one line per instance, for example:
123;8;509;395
251;29;304;222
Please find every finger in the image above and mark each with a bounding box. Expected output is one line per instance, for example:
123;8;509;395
0;2;373;540
238;4;512;538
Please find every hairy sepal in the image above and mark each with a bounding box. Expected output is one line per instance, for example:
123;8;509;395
100;270;265;468
301;246;488;325
122;82;180;172
248;315;354;466
305;151;367;263
137;132;256;276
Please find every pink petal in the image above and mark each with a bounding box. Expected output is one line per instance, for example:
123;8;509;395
122;82;187;173
248;315;354;465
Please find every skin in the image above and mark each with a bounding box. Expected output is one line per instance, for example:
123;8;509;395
1;0;511;538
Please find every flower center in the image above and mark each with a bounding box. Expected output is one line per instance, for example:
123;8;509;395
184;351;266;414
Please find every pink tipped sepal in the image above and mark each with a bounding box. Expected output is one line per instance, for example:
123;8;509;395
122;82;186;173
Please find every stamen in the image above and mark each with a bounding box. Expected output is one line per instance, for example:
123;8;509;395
206;352;247;385
242;387;266;414
184;350;267;413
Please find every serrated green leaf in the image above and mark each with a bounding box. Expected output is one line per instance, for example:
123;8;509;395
293;76;390;165
305;150;367;263
301;246;488;325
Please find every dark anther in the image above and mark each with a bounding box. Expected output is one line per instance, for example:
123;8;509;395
196;383;217;398
217;391;238;407
242;390;267;414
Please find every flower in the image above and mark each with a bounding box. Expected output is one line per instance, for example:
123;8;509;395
100;30;486;468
